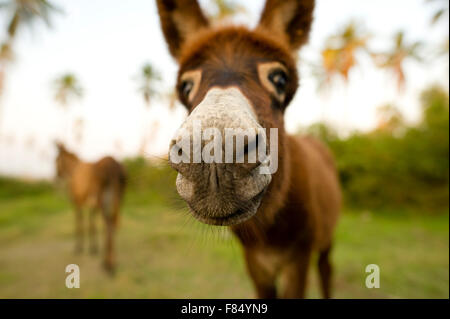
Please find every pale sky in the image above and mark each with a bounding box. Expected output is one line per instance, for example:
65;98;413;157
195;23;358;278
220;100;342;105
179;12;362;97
0;0;448;179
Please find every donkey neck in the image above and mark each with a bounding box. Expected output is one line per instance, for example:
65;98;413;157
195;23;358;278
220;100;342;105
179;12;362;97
231;128;294;243
62;153;81;180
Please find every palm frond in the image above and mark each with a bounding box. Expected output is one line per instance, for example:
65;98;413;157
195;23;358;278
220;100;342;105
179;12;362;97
53;73;83;107
6;0;62;37
136;63;162;106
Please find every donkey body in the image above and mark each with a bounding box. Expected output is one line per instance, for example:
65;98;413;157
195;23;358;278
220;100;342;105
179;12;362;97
55;144;126;273
157;0;341;298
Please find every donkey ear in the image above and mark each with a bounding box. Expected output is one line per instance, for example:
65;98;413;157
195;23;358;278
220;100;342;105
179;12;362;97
257;0;315;51
54;140;64;152
156;0;210;60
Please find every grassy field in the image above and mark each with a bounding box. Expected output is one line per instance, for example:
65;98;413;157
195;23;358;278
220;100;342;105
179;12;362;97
0;172;448;299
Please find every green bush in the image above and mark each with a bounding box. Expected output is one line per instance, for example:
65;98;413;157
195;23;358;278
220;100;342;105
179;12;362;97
301;85;449;212
0;177;55;199
122;157;178;207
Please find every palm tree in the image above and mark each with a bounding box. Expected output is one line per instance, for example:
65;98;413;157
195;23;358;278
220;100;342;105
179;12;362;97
317;22;370;133
371;31;423;91
427;0;449;58
53;73;83;145
137;63;161;107
136;63;161;155
0;0;60;89
320;21;370;85
0;42;14;94
427;0;449;25
0;0;60;132
53;73;83;107
1;0;60;38
209;0;246;23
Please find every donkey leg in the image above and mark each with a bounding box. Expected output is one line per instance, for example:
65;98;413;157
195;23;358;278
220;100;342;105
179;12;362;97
74;207;84;254
101;193;119;275
281;247;312;299
103;218;115;274
318;245;333;299
88;208;99;255
244;250;277;299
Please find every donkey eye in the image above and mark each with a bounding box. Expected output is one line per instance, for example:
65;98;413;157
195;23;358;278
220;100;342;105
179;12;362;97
180;80;194;98
268;70;288;94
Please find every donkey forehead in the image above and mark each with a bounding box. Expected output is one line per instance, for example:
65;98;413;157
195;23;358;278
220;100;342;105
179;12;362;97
178;27;297;73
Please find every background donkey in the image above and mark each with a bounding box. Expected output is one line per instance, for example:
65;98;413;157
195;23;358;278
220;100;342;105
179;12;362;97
55;143;126;273
158;0;341;298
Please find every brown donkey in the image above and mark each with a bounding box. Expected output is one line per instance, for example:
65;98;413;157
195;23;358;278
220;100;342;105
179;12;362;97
55;143;126;273
158;0;341;298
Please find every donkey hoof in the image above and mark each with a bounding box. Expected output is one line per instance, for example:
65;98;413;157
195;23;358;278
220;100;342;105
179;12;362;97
103;261;116;276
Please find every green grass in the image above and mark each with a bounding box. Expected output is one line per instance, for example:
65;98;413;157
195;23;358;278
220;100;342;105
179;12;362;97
0;176;448;298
